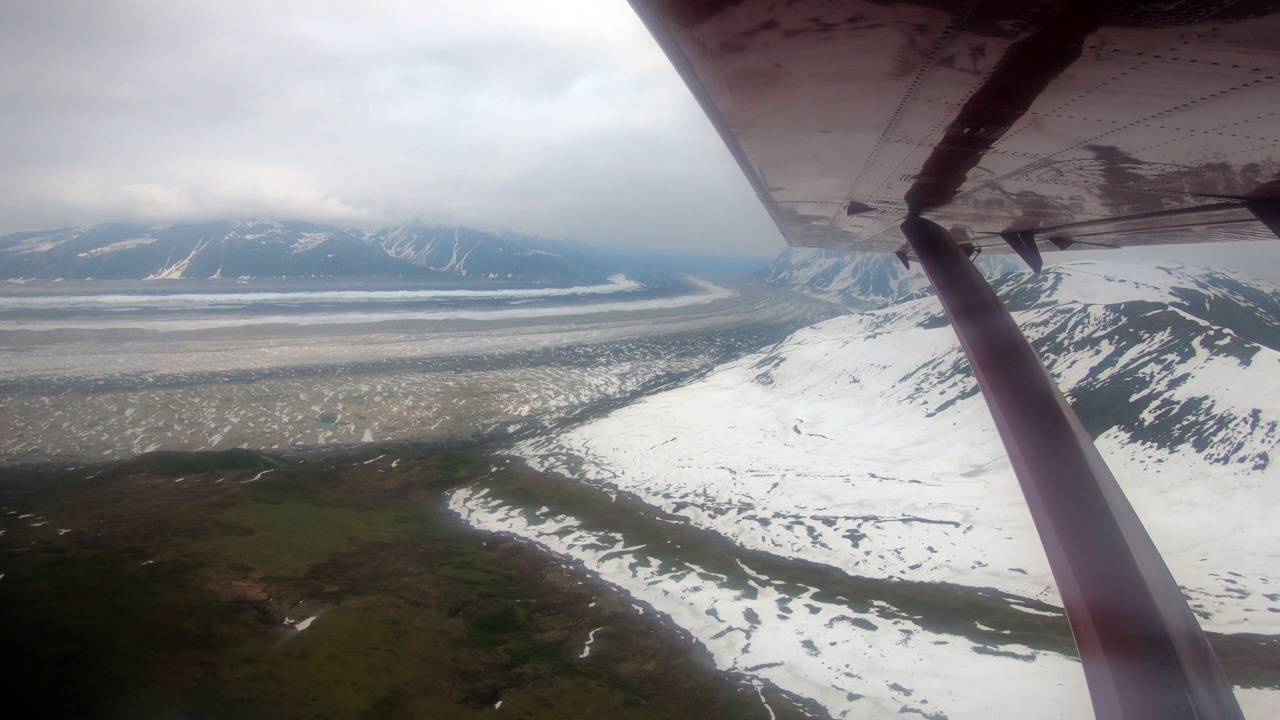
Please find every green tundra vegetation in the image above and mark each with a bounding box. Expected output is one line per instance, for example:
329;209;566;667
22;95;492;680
0;447;813;720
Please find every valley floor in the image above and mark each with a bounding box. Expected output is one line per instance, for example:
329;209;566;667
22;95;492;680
0;276;831;461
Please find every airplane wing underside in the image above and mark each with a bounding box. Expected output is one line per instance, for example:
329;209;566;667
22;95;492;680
630;0;1280;260
630;3;1280;717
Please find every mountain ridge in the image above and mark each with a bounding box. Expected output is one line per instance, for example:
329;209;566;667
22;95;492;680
364;225;610;285
757;245;1023;310
0;220;618;285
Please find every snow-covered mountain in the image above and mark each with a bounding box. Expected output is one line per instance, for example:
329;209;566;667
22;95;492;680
759;246;1021;309
0;221;422;280
0;221;617;283
365;225;613;284
455;260;1280;719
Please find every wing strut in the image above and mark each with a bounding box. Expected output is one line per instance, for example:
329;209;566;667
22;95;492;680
1247;198;1280;239
900;216;1243;720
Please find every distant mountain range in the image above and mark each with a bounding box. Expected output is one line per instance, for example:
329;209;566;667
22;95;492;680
366;225;615;286
758;246;1021;309
0;221;618;285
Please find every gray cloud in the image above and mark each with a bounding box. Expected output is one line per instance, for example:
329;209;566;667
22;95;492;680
0;0;785;257
3;1;1279;280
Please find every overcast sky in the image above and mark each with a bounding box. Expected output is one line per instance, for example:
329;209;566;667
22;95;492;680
0;0;783;258
2;1;1279;279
